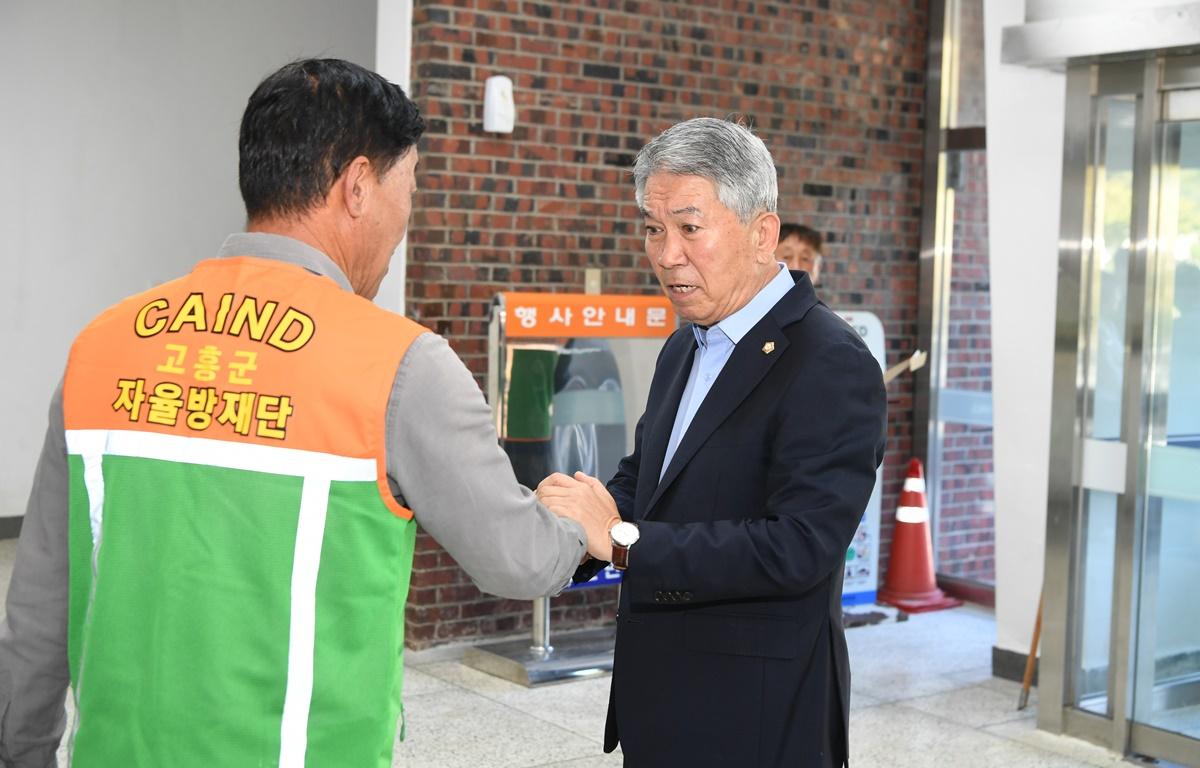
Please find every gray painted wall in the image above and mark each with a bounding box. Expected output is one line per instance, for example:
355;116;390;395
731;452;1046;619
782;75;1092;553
0;0;377;518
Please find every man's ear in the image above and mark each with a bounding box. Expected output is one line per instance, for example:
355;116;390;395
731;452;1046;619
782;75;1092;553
337;155;374;219
753;212;781;263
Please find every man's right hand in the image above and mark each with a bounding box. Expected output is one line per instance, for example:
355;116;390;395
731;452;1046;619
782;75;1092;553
536;472;619;562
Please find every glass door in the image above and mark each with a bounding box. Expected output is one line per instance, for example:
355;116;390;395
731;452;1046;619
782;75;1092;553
1128;98;1200;764
1044;56;1200;767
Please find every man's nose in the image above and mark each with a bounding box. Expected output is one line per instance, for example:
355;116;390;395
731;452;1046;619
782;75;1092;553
656;232;688;268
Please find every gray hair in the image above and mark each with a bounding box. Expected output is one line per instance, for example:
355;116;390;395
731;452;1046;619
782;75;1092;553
633;117;778;224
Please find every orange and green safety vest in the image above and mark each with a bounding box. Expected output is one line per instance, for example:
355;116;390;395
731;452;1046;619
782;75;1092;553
61;255;426;767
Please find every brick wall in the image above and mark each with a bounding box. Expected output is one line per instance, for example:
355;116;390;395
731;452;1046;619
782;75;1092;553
403;0;929;649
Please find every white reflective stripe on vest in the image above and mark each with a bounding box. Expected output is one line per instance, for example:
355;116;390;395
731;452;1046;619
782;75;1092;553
66;431;110;548
64;429;378;480
278;474;331;768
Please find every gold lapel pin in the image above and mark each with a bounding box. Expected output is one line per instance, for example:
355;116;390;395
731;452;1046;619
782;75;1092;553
761;341;776;355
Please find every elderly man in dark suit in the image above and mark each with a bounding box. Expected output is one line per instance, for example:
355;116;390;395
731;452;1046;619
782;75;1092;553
539;117;887;767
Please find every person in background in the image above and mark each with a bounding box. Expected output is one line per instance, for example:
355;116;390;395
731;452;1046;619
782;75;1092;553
777;221;824;285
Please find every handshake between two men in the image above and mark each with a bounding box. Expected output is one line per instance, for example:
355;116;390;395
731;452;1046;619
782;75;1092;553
0;66;887;768
536;472;620;564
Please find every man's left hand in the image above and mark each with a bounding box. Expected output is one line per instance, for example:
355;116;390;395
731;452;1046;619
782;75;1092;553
536;472;619;562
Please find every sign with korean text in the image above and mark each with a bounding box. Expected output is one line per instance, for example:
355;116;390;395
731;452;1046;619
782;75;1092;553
92;293;315;444
501;292;677;338
837;311;885;606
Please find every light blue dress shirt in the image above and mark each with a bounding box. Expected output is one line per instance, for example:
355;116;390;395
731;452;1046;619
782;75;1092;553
660;264;796;479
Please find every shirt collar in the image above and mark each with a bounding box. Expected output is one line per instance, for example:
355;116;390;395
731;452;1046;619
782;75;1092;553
216;233;354;293
691;263;793;348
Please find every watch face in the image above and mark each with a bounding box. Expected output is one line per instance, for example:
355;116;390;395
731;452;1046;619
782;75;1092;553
611;521;640;547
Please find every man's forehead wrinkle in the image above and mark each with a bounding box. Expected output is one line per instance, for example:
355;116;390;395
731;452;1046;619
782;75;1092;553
641;204;705;218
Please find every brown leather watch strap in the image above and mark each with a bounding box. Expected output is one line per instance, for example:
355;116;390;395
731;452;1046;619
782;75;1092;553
611;540;631;570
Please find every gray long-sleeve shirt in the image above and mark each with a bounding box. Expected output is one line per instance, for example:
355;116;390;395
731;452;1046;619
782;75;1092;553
0;233;586;768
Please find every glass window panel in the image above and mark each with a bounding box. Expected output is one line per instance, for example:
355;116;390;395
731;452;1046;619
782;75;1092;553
935;149;994;584
1077;490;1118;716
935;423;994;582
947;0;985;128
1163;122;1200;441
1133;497;1200;739
1089;96;1136;441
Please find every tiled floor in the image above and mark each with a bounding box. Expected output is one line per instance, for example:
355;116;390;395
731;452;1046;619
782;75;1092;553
0;538;1160;766
391;605;1136;768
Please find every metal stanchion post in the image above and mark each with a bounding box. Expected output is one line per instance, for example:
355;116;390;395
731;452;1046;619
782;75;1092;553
530;596;553;657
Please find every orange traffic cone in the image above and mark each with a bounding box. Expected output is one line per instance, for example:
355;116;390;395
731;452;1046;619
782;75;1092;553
878;458;962;613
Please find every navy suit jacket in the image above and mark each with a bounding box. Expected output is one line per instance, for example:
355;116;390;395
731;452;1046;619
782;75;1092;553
577;272;887;767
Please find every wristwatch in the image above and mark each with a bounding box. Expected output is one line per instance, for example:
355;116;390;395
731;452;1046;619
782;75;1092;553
610;521;640;571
